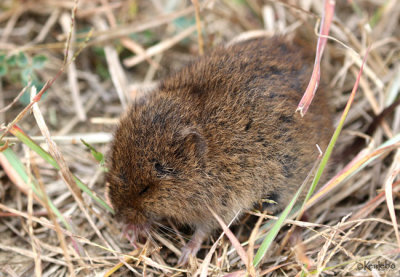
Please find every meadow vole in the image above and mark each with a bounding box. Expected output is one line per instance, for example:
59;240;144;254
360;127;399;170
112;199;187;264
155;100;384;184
106;36;333;264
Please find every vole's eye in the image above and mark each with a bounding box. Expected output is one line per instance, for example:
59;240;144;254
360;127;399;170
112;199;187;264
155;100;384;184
154;162;176;177
154;162;164;173
139;186;150;195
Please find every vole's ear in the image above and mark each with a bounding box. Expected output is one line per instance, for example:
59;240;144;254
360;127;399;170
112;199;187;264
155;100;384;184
176;127;207;161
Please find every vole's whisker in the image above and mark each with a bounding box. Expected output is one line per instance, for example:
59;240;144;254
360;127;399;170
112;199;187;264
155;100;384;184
145;229;157;246
154;222;190;240
154;222;177;234
153;225;186;244
154;222;180;235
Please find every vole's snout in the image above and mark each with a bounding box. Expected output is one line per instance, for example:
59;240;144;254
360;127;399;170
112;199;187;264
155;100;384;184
121;222;151;247
118;208;152;246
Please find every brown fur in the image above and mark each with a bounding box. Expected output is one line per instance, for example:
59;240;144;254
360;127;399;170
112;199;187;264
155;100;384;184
106;36;333;235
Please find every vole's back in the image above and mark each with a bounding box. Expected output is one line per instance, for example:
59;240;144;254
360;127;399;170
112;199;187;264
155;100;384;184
158;37;333;221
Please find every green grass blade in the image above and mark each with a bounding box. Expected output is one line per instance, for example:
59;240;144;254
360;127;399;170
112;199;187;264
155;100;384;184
369;0;390;28
1;143;71;230
9;125;114;214
253;181;304;267
302;47;370;207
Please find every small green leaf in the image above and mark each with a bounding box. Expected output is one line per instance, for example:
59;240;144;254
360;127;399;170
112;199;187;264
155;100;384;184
7;55;17;66
80;139;105;164
21;67;33;84
33;81;44;92
32;54;48;69
16;52;28;67
19;90;30;105
0;64;7;77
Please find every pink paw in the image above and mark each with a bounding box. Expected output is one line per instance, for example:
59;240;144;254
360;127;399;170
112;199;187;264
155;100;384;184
177;239;202;266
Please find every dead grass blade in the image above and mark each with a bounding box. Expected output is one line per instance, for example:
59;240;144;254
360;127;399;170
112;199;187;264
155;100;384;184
296;0;335;116
60;11;86;121
223;271;246;277
30;150;75;277
27;185;42;277
93;17;129;109
208;207;250;272
0;243;68;267
259;263;291;276
30;86;115;254
104;249;141;277
192;0;204;55
30;87;82;201
195;210;241;277
247;211;266;266
123;25;197;67
315;214;352;275
383;149;400;248
349;179;400;221
306;141;400;210
31;86;78;276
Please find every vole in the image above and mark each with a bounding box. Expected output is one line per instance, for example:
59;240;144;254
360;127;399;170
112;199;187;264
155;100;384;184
105;36;333;264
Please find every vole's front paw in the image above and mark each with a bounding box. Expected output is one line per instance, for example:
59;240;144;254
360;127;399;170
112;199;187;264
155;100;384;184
177;239;202;266
177;227;207;266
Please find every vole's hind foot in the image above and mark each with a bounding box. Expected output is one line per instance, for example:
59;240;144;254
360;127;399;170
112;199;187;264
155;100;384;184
177;227;207;266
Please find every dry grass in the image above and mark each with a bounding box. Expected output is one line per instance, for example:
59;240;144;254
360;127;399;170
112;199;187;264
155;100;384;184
0;0;399;276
